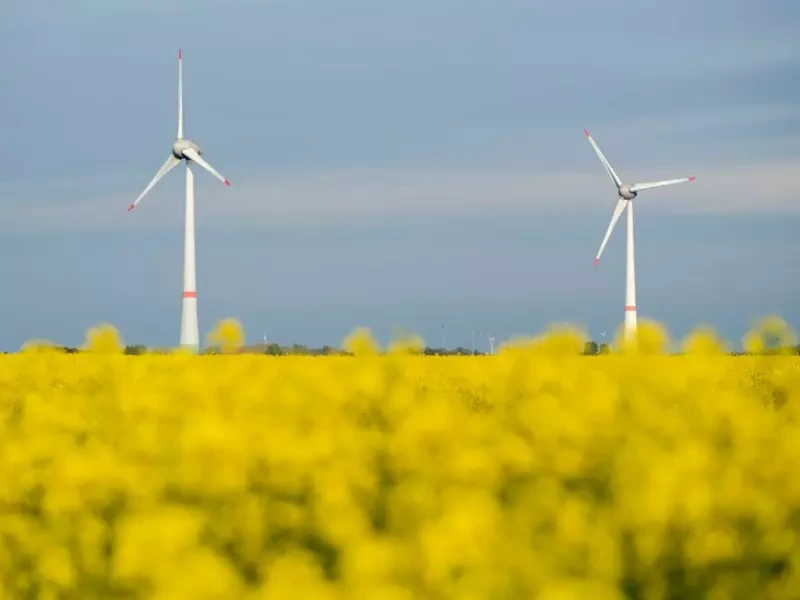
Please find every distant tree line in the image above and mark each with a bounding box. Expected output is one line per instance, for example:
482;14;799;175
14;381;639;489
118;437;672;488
7;342;798;356
112;343;494;356
135;342;800;356
203;344;488;356
9;315;795;356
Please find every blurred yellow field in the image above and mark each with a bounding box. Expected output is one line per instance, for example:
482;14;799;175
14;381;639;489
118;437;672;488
1;323;800;599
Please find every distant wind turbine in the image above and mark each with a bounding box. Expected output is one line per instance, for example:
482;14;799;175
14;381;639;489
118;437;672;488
585;129;695;342
127;50;232;352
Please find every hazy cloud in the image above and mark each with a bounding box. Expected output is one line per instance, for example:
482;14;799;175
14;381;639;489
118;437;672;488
1;159;796;233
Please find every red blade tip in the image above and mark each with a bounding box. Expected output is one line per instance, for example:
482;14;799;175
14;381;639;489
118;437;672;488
178;49;182;59
127;204;135;212
584;129;590;137
593;258;599;267
224;179;231;187
688;176;696;181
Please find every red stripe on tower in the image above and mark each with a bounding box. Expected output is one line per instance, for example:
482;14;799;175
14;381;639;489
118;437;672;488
183;291;197;298
624;305;636;312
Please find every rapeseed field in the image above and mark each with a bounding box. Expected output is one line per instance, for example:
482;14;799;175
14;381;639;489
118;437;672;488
1;319;799;599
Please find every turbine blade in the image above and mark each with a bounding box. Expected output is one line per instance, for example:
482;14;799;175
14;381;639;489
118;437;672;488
177;49;184;139
594;197;627;266
584;129;622;188
182;148;231;187
128;155;181;211
630;177;695;193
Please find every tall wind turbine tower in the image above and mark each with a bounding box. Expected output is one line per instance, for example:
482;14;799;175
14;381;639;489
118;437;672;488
585;129;694;342
127;50;232;351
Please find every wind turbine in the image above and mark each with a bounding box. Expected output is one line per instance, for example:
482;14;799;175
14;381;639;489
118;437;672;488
486;332;496;355
585;129;694;341
127;50;232;352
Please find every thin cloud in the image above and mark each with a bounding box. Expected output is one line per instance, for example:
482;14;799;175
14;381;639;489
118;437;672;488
1;158;796;233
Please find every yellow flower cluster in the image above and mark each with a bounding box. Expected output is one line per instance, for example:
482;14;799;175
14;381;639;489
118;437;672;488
1;319;799;599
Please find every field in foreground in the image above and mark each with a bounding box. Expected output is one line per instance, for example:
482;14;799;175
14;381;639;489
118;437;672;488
1;329;800;599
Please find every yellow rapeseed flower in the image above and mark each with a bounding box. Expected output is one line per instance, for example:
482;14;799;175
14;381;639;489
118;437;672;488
207;318;245;353
83;323;124;353
343;327;380;356
0;319;798;599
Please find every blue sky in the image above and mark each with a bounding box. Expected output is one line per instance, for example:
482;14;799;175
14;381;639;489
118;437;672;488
0;0;798;350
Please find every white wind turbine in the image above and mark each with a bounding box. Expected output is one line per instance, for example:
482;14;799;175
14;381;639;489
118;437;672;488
127;50;232;352
585;129;694;341
486;332;496;355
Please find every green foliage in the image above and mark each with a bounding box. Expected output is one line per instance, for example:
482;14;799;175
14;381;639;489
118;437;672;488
264;343;283;356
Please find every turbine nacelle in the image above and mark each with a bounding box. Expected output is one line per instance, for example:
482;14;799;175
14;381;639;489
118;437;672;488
619;185;637;200
172;138;203;160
